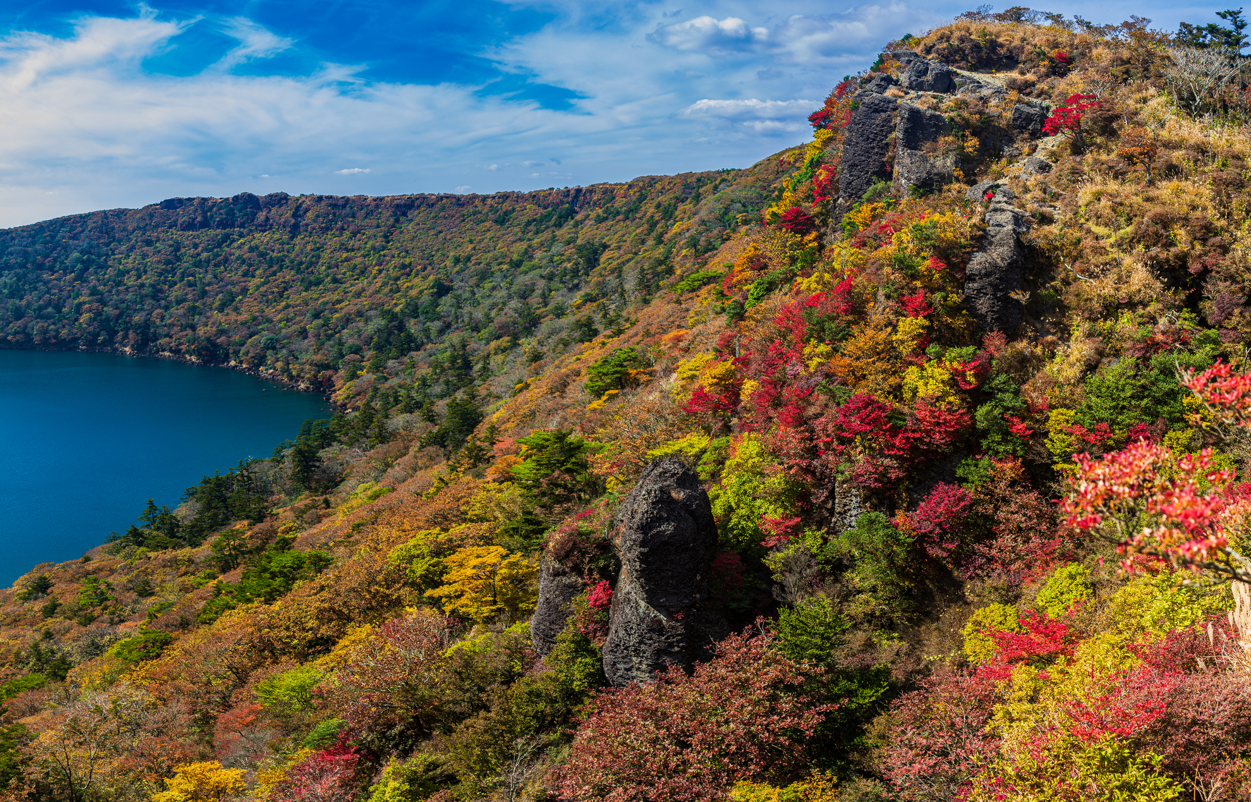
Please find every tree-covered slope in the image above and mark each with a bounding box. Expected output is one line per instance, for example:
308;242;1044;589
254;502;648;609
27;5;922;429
0;163;787;395
3;7;1251;802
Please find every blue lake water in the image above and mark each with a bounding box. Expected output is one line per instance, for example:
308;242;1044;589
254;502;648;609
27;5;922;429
0;350;331;587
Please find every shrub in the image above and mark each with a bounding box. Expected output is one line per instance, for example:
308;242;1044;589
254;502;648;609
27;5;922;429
558;628;829;802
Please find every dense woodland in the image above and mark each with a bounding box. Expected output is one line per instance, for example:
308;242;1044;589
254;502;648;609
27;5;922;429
3;7;1251;802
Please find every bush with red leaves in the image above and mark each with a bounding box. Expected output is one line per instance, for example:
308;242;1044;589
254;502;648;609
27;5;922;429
558;627;830;802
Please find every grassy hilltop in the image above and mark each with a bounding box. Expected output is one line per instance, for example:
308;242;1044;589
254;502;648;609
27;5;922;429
1;7;1251;802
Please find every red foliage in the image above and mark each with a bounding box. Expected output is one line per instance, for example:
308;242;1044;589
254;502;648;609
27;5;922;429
900;290;933;318
760;515;804;548
214;701;277;768
587;580;614;611
779;207;816;236
807;108;835;130
977;612;1075;681
1042;94;1099;141
270;737;362;802
909;483;972;561
882;668;1002;802
558;627;830;802
1064;439;1240;573
1066;666;1176;741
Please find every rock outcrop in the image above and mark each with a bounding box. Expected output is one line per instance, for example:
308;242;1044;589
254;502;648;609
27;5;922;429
601;457;726;686
1011;102;1048;135
530;555;584;657
900;58;956;93
964;183;1031;333
836;93;898;213
894;103;953;195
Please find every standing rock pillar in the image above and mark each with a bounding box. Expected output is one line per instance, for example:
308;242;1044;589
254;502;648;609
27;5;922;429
602;457;727;686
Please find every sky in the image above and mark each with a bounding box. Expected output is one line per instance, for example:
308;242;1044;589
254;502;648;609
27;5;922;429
0;1;1233;227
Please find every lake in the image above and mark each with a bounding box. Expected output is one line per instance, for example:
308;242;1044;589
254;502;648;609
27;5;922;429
0;349;331;587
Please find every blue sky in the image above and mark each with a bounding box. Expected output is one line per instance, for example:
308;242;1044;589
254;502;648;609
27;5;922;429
0;1;1232;226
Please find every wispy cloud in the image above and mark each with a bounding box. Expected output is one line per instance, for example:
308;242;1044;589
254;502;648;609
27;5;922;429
334;167;372;175
214;17;295;70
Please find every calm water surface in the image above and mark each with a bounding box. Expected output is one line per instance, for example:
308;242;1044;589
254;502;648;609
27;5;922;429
0;350;331;587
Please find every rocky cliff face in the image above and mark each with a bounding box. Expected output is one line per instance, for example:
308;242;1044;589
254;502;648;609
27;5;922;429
530;556;584;657
964;181;1031;333
601;457;727;686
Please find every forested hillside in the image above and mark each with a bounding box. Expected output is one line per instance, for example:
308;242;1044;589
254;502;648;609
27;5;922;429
3;7;1251;802
0;165;786;401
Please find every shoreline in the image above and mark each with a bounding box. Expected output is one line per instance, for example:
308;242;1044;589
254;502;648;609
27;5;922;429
0;341;343;411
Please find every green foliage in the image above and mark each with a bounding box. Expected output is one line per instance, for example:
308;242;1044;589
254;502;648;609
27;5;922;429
15;574;52;602
710;433;803;553
420;392;484;450
303;718;346;750
974;373;1027;457
827;513;915;621
108;630;173;665
673;270;725;294
512;430;603;508
256;665;325;716
584;347;647;399
1075;354;1204;440
199;535;332;623
366;754;451;802
1034;563;1093;618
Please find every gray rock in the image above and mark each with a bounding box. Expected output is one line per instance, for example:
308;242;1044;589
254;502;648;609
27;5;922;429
861;73;898;94
966;180;1015;203
1022;155;1053;175
894;103;953;194
836;93;898;213
1011;102;1048;135
602;457;727;686
833;477;866;535
964;198;1030;333
900;58;955;93
530;556;584;657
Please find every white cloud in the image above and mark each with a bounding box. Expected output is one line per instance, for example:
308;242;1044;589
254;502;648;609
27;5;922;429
454;185;472;192
650;16;768;54
488;164;500;171
334;167;372;175
214;18;294;70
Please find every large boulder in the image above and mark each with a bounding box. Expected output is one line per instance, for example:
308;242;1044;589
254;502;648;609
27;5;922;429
1011;102;1048;135
861;72;898;94
894;103;953;194
900;58;956;93
836;93;898;214
530;555;584;657
964;188;1031;333
601;458;727;686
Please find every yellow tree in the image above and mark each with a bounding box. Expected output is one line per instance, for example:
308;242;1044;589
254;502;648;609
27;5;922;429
426;546;538;624
151;761;246;802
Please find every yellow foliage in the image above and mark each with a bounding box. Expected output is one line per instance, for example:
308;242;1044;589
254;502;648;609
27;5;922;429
645;433;712;462
829;309;902;400
672;352;716;400
962;603;1021;664
902;360;958;405
462;482;528;527
892;316;929;355
1045;408;1078;467
338;481;394;518
151;761;247;802
703;358;740;393
802;341;834;372
425;546;539;624
254;750;312;801
846;202;887;233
